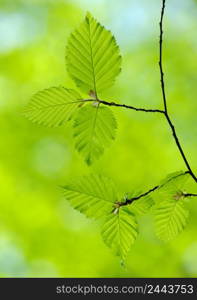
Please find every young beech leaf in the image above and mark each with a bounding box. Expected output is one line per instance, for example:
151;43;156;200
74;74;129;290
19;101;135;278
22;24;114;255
124;191;154;216
62;174;117;219
23;87;82;127
73;104;117;165
153;171;189;204
160;171;189;193
128;195;154;216
66;12;121;96
154;198;189;241
101;207;138;261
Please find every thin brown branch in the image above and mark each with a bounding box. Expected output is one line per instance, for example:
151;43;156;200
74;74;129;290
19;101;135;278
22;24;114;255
99;99;164;113
119;171;189;207
184;193;197;198
159;0;167;113
158;0;197;183
119;185;159;207
83;99;164;113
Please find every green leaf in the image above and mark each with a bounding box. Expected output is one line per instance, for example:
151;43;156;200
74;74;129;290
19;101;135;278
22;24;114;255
66;12;121;96
101;207;138;260
23;87;82;127
129;196;154;216
62;174;117;219
154;198;189;241
153;171;189;241
153;171;189;204
124;191;154;216
160;171;189;192
73;104;117;165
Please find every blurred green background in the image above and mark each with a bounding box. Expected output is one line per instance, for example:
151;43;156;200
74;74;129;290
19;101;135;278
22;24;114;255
0;0;197;277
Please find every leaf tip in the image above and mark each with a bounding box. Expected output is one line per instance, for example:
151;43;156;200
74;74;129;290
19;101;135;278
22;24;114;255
85;11;93;22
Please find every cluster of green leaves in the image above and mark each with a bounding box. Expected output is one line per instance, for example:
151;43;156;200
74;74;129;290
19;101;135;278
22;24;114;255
62;174;152;261
24;12;120;165
24;13;193;261
62;171;190;261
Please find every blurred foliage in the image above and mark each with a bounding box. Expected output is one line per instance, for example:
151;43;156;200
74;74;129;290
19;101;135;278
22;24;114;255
0;0;197;277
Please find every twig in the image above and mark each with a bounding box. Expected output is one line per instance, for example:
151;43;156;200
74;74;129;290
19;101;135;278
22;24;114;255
159;0;167;113
158;0;197;182
83;99;164;113
99;100;164;113
119;171;189;207
184;193;197;198
120;185;159;207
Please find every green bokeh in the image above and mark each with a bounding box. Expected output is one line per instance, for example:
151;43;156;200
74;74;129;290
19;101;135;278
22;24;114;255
0;0;197;277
